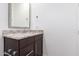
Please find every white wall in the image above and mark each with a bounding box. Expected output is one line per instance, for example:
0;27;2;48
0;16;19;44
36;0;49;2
0;3;8;55
76;4;79;56
31;3;78;56
0;3;78;56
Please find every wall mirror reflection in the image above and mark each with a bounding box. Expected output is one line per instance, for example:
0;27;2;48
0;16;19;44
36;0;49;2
8;3;30;28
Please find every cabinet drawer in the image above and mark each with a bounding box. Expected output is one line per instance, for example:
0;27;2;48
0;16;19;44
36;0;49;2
4;37;19;50
20;44;34;56
20;37;34;48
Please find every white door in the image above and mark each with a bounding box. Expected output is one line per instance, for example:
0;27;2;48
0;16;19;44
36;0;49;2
31;3;78;56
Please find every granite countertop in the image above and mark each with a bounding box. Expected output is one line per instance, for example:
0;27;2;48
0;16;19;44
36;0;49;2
2;30;43;40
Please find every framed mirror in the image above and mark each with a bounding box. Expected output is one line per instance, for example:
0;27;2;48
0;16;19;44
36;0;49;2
8;3;30;28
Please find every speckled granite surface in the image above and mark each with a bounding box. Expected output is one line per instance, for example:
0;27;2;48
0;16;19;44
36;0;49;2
2;30;43;40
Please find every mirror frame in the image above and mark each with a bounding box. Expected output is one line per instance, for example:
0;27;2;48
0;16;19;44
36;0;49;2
8;3;31;29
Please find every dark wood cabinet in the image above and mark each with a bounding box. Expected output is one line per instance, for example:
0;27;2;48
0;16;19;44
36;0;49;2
35;35;43;56
4;34;43;56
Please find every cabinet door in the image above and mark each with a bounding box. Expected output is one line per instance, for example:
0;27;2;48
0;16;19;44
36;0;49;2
20;37;34;49
35;34;43;56
4;37;19;56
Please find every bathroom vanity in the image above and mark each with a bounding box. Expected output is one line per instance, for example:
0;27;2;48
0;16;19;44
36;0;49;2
3;30;43;56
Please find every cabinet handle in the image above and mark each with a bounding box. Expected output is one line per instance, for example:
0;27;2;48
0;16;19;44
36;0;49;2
7;49;12;53
26;50;33;56
4;52;11;56
12;51;17;56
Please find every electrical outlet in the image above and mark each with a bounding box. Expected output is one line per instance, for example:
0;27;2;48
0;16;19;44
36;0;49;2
36;16;38;19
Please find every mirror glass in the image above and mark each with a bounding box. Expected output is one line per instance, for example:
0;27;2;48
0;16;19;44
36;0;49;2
8;3;30;28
